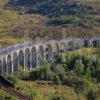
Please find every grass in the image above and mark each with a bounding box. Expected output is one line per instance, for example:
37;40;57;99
15;80;87;100
0;9;47;48
0;88;16;100
0;80;87;100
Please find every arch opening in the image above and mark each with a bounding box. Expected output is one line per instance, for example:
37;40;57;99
0;60;2;75
75;40;82;49
7;55;12;74
92;40;98;47
68;41;74;51
45;44;52;63
25;48;30;70
53;43;59;60
19;50;24;69
38;45;44;65
84;40;89;47
60;43;66;53
13;52;18;73
2;58;6;74
31;47;37;67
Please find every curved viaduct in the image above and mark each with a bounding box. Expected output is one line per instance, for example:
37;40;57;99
0;37;100;75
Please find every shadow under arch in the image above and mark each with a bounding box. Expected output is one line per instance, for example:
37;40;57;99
84;40;89;47
0;60;2;75
31;47;37;67
45;44;52;63
25;48;30;70
92;40;98;47
13;52;18;73
60;42;66;53
19;50;24;69
68;41;74;51
53;43;59;60
38;45;44;65
2;58;6;74
7;54;12;74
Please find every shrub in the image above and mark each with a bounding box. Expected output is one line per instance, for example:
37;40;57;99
29;64;54;81
29;69;39;80
63;71;78;87
51;64;66;80
74;59;84;75
53;75;61;85
87;90;97;100
95;69;100;82
17;66;29;80
5;74;17;84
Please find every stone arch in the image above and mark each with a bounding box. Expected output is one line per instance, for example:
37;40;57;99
13;52;18;73
84;40;89;47
53;43;59;60
0;60;2;75
92;40;98;47
68;41;74;51
2;57;6;74
60;42;66;53
25;48;30;70
31;47;37;67
7;54;12;74
45;44;52;63
75;39;82;49
19;50;24;69
38;45;44;65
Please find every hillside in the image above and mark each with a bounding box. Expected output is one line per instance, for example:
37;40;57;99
0;0;100;48
3;0;100;29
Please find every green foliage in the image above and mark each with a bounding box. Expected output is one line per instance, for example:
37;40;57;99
29;63;54;81
95;69;100;82
48;15;97;27
17;66;29;80
51;64;66;80
29;63;63;85
52;95;66;100
53;74;61;85
74;59;84;75
4;74;17;84
87;90;97;100
63;71;86;90
0;89;16;100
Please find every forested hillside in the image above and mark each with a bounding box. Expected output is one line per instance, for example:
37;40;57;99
0;0;100;47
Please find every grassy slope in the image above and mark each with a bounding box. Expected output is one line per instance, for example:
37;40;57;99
0;89;16;100
1;80;100;100
0;9;47;48
0;80;87;100
0;0;100;48
15;80;87;100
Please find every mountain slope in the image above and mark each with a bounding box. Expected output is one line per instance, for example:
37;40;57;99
6;0;100;27
0;0;100;48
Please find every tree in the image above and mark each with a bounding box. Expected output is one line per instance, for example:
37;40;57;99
51;64;66;80
74;59;84;75
87;90;97;100
85;60;94;78
53;74;61;85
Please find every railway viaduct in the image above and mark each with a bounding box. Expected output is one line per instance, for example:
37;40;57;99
0;37;100;75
